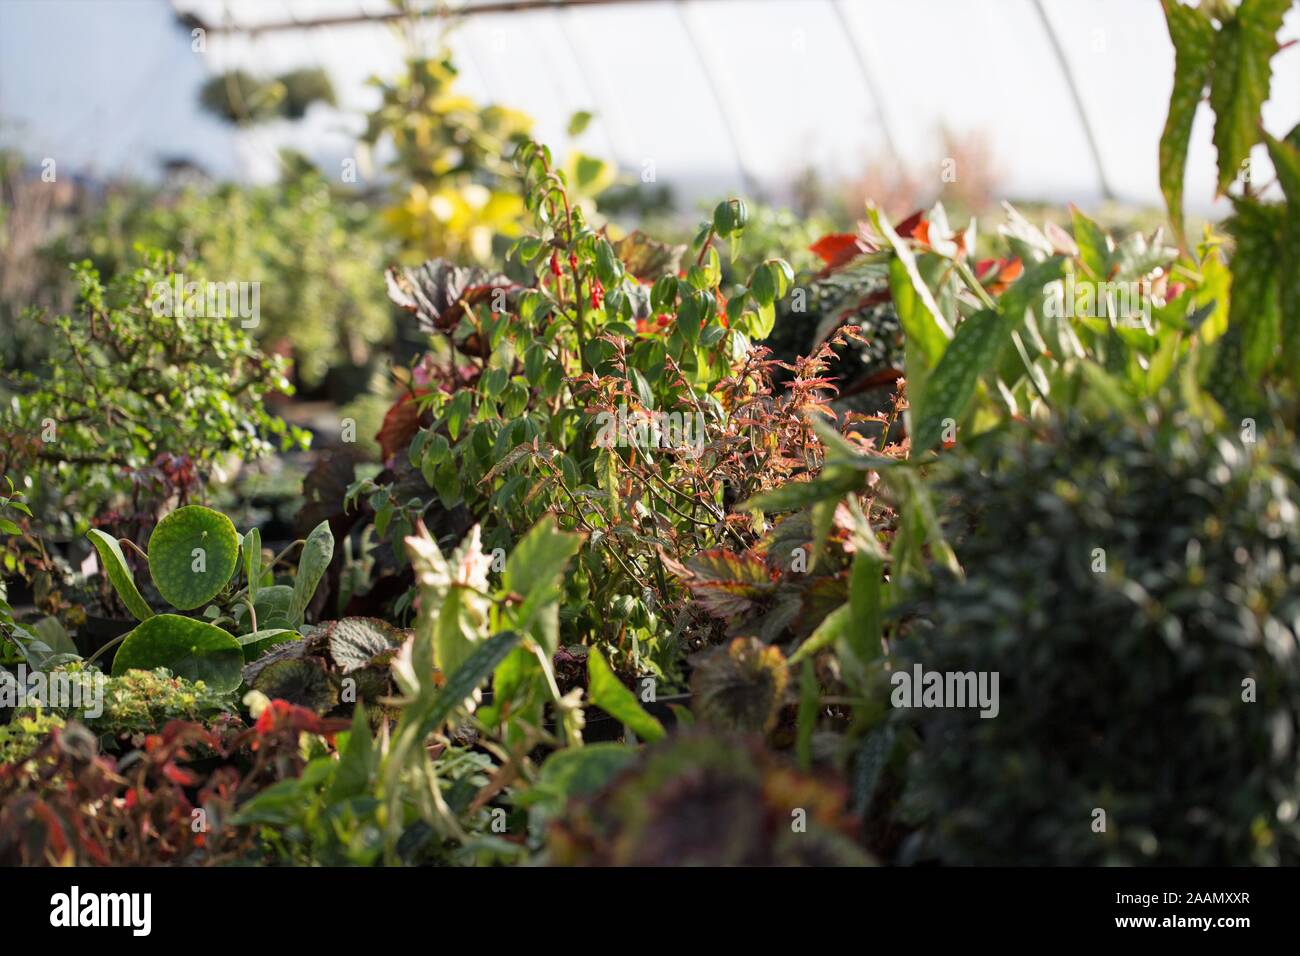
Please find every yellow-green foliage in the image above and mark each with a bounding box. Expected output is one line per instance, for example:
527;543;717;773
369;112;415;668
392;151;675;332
18;664;234;737
0;712;64;765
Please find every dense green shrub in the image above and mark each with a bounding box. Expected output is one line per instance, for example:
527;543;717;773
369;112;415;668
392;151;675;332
895;411;1300;865
0;253;306;538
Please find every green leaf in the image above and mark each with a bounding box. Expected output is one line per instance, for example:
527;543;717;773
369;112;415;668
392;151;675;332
445;390;473;441
245;584;295;632
236;628;300;662
111;613;244;692
736;466;864;514
290;520;334;628
413;629;523;738
327;704;374;804
30;616;78;657
242;527;263;593
147;506;240;610
566;110;594;137
1264;132;1300;380
789;602;849;665
796;660;819;772
852;720;900;815
1224;198;1283;379
87;529;154;621
1208;0;1291;194
1069;205;1110;279
869;205;951;365
846;548;885;666
519;743;636;810
911;309;1006;455
502;514;583;605
1159;0;1216;245
587;646;665;742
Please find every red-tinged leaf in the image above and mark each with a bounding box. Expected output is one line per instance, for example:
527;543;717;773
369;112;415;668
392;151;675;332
689;581;768;618
912;218;931;247
376;389;430;465
685;549;774;586
975;257;1024;295
893;210;925;238
809;233;866;269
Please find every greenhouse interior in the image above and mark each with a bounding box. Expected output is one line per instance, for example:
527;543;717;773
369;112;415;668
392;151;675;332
2;0;1300;916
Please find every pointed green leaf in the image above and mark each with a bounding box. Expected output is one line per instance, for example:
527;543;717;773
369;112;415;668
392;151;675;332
1159;0;1216;245
87;529;153;621
911;309;1006;455
1208;0;1291;194
290;520;334;628
587;646;665;742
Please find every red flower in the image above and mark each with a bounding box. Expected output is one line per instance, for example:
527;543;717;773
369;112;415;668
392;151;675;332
549;253;562;277
590;278;605;310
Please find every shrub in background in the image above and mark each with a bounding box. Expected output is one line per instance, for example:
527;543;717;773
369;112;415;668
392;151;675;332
895;411;1300;865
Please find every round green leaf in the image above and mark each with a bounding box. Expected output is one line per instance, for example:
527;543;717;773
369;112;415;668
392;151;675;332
111;614;244;692
148;506;240;610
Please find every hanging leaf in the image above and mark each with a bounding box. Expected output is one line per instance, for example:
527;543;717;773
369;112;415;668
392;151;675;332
86;529;153;621
587;647;665;742
1159;0;1216;245
1207;0;1290;194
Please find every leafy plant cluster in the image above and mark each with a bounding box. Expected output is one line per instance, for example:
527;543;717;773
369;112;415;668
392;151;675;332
0;252;307;543
3;0;1299;869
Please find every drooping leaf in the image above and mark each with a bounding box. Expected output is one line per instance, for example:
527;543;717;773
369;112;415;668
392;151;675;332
1159;0;1216;245
587;646;665;742
1223;198;1283;379
111;613;244;692
1207;0;1291;194
86;529;153;621
147;506;240;610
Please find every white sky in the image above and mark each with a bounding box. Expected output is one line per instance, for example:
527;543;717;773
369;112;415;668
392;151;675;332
1;0;1298;213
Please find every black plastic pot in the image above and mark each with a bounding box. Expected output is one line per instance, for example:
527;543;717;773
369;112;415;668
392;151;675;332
77;614;135;662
